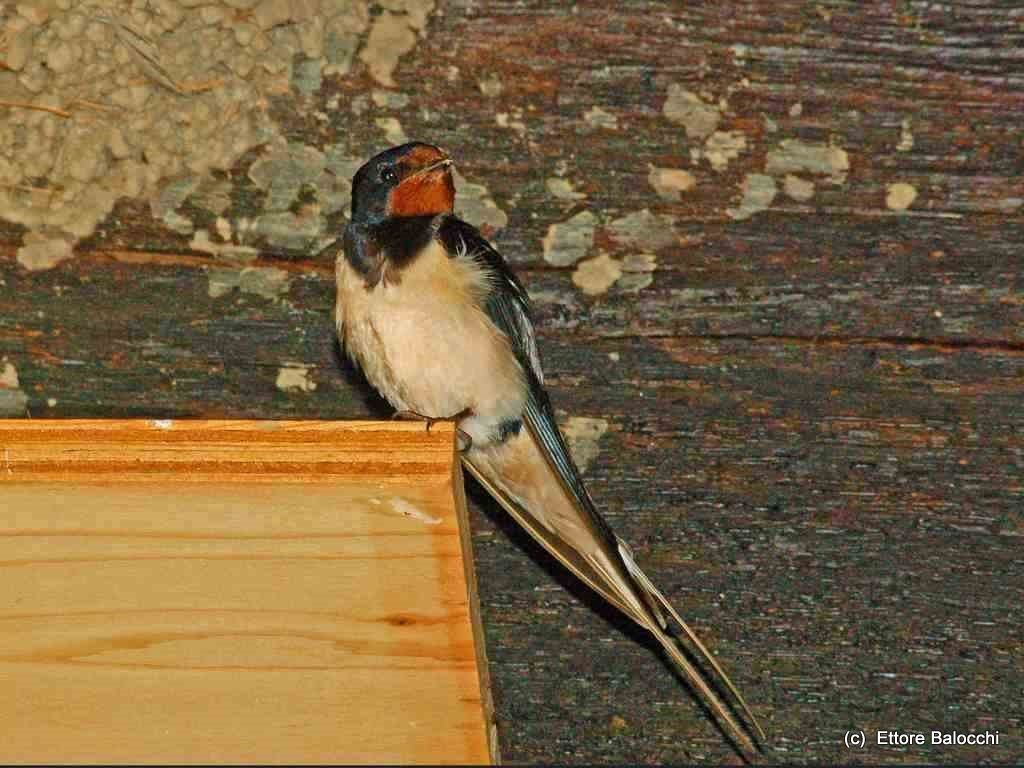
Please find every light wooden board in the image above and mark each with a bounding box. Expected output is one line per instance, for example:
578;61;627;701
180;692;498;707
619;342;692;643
0;420;495;765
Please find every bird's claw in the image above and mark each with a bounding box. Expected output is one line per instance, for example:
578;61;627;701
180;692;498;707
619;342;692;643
392;407;473;452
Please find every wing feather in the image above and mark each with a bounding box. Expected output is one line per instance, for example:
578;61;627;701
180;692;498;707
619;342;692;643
436;214;764;756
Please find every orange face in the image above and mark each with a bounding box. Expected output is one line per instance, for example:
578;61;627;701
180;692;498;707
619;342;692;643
386;146;455;218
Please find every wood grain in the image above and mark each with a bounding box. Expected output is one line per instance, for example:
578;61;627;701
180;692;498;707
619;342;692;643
0;420;493;764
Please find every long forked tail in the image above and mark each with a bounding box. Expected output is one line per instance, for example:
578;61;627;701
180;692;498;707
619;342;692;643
462;456;767;760
617;540;767;756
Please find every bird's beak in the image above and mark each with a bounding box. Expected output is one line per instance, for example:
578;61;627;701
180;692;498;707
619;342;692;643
414;157;453;176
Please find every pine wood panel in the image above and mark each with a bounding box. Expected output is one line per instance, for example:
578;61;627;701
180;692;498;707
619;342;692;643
0;420;494;765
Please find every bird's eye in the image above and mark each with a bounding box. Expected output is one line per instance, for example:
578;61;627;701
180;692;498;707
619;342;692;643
380;167;397;184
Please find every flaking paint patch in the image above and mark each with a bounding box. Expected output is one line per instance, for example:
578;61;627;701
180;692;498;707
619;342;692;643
244;140;356;251
783;174;815;202
0;362;20;390
452;170;507;232
546;178;586;201
359;0;435;87
0;0;370;251
191;230;259;261
292;56;323;95
495;111;527;136
153;176;200;234
607;209;676;251
897;118;914;152
16;236;73;271
728;174;778;220
648;166;696;201
543;210;596;266
572;253;621;296
765;139;849;184
276;363;317;393
704;130;747;173
583;106;618;130
391;497;441;525
663;84;720;140
371;89;410;108
618;253;657;293
478;73;503;98
0;361;29;416
886;182;917;211
376;116;409;144
561;416;609;474
209;266;290;301
213;217;231;242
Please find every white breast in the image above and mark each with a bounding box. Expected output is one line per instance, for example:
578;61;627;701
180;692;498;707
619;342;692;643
335;240;527;446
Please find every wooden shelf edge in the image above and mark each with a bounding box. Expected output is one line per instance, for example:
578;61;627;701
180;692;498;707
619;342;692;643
0;418;457;485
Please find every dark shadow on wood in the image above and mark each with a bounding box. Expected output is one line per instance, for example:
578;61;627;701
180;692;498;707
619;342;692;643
330;336;392;417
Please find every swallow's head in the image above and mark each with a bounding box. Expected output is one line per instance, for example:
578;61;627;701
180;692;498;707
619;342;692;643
350;142;455;224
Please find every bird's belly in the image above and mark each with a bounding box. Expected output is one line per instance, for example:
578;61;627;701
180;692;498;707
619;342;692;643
339;273;526;440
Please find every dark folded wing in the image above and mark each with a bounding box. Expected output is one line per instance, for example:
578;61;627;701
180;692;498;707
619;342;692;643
436;215;616;546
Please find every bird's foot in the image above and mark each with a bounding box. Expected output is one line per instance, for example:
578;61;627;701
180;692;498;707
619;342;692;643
392;407;474;452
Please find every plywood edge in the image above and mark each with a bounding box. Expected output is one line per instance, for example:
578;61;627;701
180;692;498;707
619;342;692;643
452;452;501;764
0;419;456;484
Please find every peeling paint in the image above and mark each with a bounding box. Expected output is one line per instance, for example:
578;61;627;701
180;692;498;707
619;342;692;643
897;118;914;152
324;4;371;76
0;362;20;389
376;116;409;145
16;236;73;271
291;55;323;95
546;177;586;201
242;140;355;251
583;105;618;130
209;266;290;301
359;0;435;87
0;361;29;416
704;130;747;173
561;416;609;473
648;166;696;201
371;89;410;108
214;216;232;242
152;176;200;234
543;211;596;266
391;497;441;525
453;170;507;232
607;209;676;251
276;363;317;393
190;230;259;261
495;111;527;136
572;253;621;296
886;182;918;211
765;139;849;184
478;73;503;98
783;174;815;202
663;84;720;140
618;253;657;293
0;0;372;250
727;174;778;220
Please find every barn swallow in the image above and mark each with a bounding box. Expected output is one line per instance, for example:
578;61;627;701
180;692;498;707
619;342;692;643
328;142;765;758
